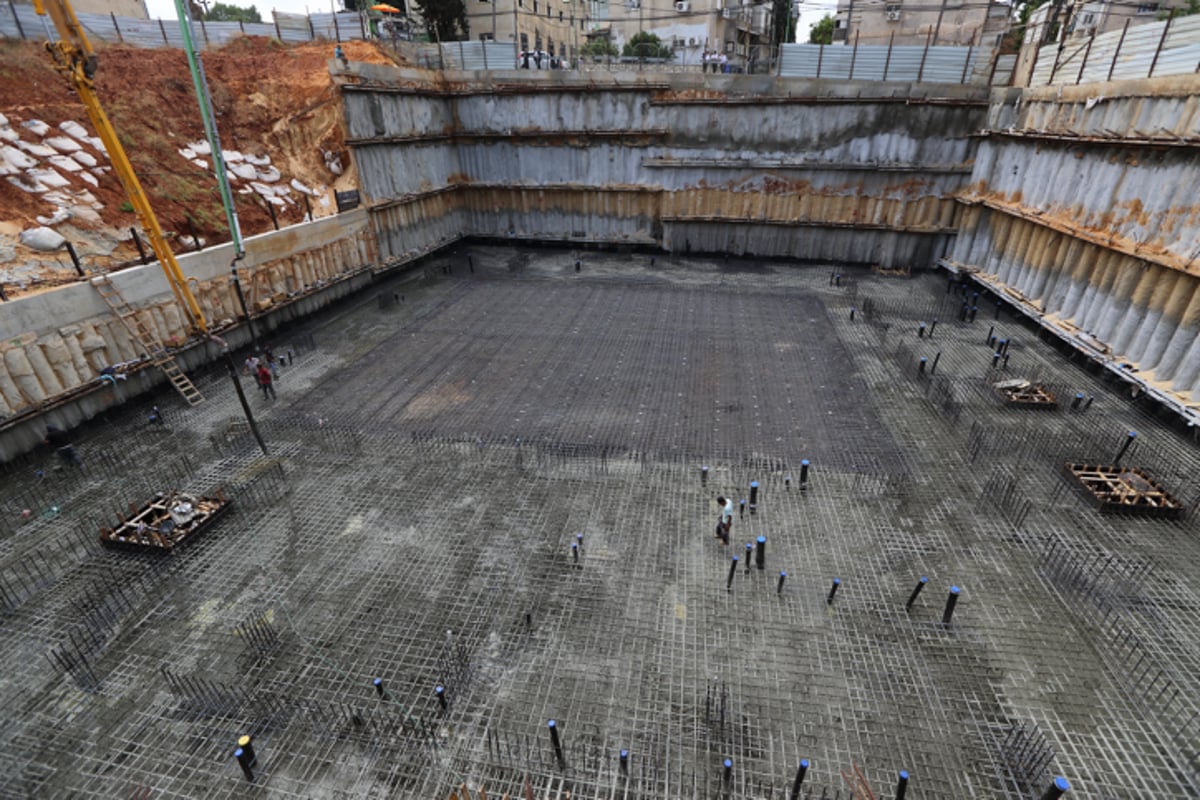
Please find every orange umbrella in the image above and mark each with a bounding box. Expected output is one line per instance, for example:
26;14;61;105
370;3;401;11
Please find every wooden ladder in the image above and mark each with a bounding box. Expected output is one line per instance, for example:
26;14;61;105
91;275;205;406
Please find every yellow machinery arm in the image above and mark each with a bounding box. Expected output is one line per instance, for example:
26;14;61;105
33;0;208;334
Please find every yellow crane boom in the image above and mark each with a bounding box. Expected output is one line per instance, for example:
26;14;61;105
33;0;208;334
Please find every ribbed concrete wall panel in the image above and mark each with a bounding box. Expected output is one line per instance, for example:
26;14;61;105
954;209;1200;399
354;144;461;202
455;143;647;187
967;138;1200;268
343;92;456;141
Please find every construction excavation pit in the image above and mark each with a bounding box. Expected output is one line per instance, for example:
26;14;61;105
2;247;1199;798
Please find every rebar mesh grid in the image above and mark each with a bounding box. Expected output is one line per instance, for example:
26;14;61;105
1;248;1198;799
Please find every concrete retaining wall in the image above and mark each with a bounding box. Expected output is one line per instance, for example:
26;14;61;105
0;209;375;459
342;68;987;268
952;77;1200;404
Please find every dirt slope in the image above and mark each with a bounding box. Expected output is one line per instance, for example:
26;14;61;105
0;37;396;297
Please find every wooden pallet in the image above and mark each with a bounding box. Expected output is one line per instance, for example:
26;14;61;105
100;490;231;551
1062;463;1184;519
993;379;1059;409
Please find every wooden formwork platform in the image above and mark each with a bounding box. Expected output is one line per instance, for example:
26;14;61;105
994;379;1059;409
100;490;231;552
1062;463;1184;519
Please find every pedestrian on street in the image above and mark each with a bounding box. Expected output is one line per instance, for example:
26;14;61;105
257;363;276;400
715;495;733;545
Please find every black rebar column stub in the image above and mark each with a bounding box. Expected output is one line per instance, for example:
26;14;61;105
791;758;809;798
942;586;961;625
827;578;841;605
548;719;564;766
906;576;928;612
234;747;255;781
1039;776;1071;800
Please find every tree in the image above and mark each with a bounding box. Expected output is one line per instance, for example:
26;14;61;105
622;31;672;59
770;0;796;50
1000;0;1048;54
581;38;619;57
412;0;468;41
1160;0;1200;18
809;14;835;45
204;2;263;23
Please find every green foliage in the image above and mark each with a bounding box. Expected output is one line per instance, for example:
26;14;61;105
119;201;134;213
809;14;835;45
412;0;469;41
770;0;796;48
1159;0;1200;18
622;31;672;59
1000;0;1047;54
581;38;618;57
341;0;363;10
204;2;263;23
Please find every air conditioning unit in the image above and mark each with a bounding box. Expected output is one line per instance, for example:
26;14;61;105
886;9;901;20
675;0;690;11
688;37;698;46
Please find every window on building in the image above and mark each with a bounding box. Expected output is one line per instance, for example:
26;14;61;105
479;32;494;40
559;10;564;21
885;4;902;13
548;37;554;54
1135;2;1159;12
533;0;538;11
520;32;528;49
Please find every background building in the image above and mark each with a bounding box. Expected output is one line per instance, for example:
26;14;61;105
834;0;1010;46
467;0;785;69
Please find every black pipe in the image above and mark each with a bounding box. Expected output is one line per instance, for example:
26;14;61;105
777;571;787;595
791;758;809;798
1072;393;1084;409
918;322;926;338
230;265;261;354
827;578;841;604
992;352;1001;368
1039;776;1071;800
800;459;810;489
548;719;564;765
701;465;708;485
435;685;447;711
374;677;384;696
64;241;85;276
723;758;733;782
896;770;909;800
234;747;255;781
755;536;766;570
1114;431;1137;464
986;325;994;344
928;318;938;337
919;357;927;374
930;352;941;375
739;499;745;519
942;586;961;624
131;227;149;264
968;306;978;322
222;350;269;456
850;307;856;320
906;576;928;612
575;259;581;272
726;557;738;591
619;749;629;773
236;735;256;766
745;543;752;572
749;481;758;514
